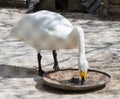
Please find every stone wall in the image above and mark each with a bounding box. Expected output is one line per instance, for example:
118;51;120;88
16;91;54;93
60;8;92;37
38;0;84;12
38;0;55;10
109;0;120;15
38;0;120;15
0;0;26;7
68;0;85;12
101;0;120;16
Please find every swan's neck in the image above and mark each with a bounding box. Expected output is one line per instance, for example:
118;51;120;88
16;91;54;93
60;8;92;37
78;31;85;59
74;26;86;68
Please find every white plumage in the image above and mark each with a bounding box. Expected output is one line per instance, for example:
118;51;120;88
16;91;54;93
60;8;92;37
10;10;88;84
10;10;77;50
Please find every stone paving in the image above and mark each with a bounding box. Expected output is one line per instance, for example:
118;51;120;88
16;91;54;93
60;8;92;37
0;8;120;99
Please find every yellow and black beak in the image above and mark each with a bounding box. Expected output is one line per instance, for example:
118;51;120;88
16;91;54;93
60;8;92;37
80;71;87;85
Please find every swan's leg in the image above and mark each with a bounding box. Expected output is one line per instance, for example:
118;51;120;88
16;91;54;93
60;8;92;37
37;53;45;76
53;50;59;70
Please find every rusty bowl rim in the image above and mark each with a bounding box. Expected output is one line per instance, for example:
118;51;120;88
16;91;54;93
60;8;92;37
42;68;111;91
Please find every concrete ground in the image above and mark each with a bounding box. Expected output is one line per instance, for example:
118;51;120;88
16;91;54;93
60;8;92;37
0;8;120;99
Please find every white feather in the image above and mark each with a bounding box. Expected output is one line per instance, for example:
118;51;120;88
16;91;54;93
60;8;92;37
10;10;88;72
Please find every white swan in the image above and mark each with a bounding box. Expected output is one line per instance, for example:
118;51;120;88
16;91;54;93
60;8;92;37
9;10;88;84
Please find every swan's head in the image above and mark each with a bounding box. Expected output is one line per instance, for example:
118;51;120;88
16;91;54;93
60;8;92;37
79;57;88;84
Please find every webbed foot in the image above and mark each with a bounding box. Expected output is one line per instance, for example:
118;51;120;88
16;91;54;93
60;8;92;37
39;70;45;76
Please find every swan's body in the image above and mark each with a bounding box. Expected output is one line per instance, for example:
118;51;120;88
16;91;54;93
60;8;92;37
10;10;77;50
10;10;88;85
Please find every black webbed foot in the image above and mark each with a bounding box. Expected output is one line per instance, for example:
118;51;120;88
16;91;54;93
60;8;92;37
39;70;45;77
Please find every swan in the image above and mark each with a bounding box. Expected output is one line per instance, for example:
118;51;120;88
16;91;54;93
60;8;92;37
9;10;88;84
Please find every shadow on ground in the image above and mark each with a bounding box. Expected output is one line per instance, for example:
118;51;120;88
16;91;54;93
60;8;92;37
0;64;37;78
0;64;106;94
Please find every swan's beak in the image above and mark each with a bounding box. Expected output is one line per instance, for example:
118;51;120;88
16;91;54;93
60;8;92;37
80;71;87;85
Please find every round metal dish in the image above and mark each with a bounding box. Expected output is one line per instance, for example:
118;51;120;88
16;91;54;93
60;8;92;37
42;69;111;91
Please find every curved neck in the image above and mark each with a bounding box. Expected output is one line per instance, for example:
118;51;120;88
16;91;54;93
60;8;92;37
78;30;85;58
74;26;86;67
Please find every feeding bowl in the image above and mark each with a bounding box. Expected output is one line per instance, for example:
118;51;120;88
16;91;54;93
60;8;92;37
42;69;111;91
